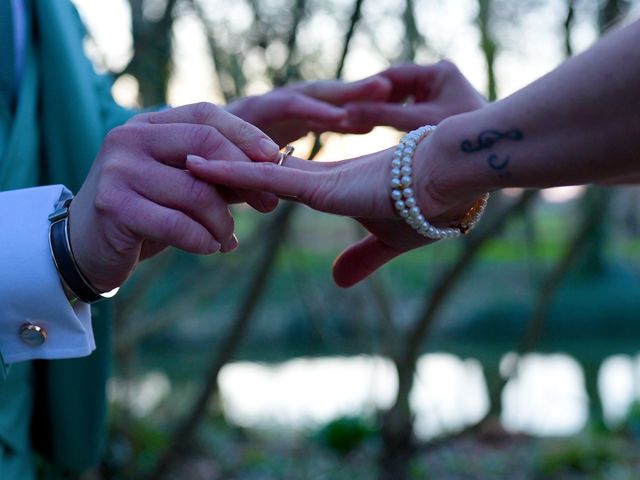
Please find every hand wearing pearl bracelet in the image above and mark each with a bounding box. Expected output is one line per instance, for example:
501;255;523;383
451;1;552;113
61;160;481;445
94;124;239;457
390;126;488;240
190;18;640;286
185;126;488;288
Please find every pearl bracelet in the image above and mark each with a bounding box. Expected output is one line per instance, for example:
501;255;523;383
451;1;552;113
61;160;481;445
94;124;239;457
390;125;489;240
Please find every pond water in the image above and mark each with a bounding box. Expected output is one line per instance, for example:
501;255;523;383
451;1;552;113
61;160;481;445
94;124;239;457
109;353;640;439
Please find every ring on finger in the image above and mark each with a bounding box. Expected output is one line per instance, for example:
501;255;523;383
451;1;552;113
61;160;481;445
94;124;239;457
276;145;295;166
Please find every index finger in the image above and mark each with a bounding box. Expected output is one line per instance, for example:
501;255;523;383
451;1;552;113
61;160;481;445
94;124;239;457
297;76;392;105
186;155;323;205
132;102;281;162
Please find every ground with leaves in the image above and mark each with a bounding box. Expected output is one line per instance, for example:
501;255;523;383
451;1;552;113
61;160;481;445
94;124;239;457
102;410;640;480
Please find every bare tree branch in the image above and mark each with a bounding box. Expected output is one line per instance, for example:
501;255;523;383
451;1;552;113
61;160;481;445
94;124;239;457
379;191;537;480
145;1;368;476
476;0;498;101
124;0;178;106
146;204;298;480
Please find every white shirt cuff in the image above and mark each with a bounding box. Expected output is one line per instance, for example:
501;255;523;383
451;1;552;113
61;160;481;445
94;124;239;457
0;185;95;363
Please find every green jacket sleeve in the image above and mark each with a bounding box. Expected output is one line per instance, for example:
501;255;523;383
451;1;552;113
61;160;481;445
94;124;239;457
30;0;136;473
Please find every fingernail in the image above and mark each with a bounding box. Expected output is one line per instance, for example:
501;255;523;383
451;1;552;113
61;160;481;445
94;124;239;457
227;234;239;252
208;239;221;253
187;154;206;165
259;138;280;160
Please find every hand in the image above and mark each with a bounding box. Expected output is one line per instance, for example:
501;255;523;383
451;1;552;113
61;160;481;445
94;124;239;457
185;128;482;287
226;76;392;146
345;61;487;132
69;102;281;293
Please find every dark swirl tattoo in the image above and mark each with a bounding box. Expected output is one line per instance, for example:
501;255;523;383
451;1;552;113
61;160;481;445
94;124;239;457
460;129;523;153
487;154;510;170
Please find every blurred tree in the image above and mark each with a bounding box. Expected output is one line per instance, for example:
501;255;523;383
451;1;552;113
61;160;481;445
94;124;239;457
124;0;179;106
140;0;367;477
576;0;632;427
101;0;640;478
476;0;498;101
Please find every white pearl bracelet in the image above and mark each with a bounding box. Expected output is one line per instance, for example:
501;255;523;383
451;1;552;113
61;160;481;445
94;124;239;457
390;125;489;240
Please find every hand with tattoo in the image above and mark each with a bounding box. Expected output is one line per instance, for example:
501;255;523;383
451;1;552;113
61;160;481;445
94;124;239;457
187;19;640;287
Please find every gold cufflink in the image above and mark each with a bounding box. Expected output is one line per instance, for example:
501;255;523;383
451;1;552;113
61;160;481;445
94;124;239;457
20;323;47;346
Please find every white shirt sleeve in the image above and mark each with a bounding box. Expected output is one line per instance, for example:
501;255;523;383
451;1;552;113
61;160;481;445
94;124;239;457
0;185;95;364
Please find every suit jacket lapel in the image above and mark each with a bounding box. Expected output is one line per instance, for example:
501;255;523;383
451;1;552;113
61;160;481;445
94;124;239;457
0;32;40;191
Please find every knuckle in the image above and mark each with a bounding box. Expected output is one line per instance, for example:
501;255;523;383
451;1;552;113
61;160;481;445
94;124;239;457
103;125;143;151
235;121;259;146
191;101;217;124
94;184;129;219
346;104;368;125
186;125;224;153
185;226;213;253
102;126;124;150
281;96;297;114
126;112;151;124
98;158;127;182
437;59;459;75
93;163;139;220
257;162;277;186
306;183;326;209
188;177;215;208
241;95;258;111
308;171;341;211
160;213;185;241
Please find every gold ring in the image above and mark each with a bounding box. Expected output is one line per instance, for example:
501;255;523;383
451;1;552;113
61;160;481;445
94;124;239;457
276;145;295;166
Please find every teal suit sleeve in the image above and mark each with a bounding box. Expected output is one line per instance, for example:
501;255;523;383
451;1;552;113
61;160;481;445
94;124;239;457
29;0;137;473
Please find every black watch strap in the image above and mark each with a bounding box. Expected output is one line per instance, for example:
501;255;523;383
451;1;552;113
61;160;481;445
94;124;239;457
48;199;105;304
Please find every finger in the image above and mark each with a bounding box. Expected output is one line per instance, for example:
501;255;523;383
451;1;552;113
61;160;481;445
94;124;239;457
345;102;438;131
281;93;347;122
122;195;222;255
127;163;237;251
306;119;375;135
106;123;251;168
298;76;392;105
217;186;279;210
107;124;278;212
332;235;405;288
132;102;280;161
282;155;329;172
377;64;438;102
186;155;323;206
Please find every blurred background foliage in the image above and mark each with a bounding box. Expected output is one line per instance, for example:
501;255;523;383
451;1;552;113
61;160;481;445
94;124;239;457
73;0;640;478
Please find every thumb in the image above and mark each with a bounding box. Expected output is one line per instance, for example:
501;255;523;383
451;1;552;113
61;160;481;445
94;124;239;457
332;235;404;288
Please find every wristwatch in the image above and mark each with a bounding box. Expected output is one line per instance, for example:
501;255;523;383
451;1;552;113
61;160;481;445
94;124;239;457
48;198;119;304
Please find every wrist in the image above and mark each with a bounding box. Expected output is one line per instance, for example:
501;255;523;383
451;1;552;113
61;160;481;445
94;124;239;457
49;199;118;304
66;200;121;297
389;126;488;240
413;115;493;224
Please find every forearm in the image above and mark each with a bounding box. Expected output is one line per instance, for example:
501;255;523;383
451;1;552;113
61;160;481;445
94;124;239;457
426;18;640;199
